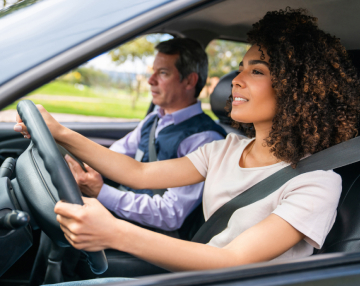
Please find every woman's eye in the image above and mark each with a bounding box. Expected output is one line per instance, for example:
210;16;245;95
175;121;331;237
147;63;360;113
236;71;242;75
252;69;263;75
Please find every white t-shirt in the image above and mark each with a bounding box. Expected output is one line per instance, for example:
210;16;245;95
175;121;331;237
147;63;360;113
186;133;342;261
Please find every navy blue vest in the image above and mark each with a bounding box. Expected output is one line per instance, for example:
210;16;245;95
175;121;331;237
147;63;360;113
138;113;227;162
123;112;227;196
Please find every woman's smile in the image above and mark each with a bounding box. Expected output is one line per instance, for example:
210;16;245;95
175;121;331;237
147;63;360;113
232;94;249;105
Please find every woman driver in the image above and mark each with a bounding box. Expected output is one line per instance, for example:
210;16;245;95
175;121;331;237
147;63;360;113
14;7;360;284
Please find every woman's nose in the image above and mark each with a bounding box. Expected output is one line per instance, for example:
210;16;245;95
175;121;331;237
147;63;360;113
232;72;245;88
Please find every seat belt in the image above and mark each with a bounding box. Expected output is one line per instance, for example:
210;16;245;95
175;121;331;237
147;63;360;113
148;116;167;196
192;136;360;244
148;115;159;163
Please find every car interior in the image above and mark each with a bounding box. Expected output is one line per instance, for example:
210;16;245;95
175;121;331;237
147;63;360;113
1;0;360;285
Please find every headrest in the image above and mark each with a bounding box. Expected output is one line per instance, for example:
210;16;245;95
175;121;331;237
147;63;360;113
210;71;237;124
347;50;360;75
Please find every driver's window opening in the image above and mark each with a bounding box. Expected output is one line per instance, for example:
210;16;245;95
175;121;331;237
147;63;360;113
1;33;173;123
0;37;250;123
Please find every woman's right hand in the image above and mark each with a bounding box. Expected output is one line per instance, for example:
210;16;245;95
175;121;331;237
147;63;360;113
55;197;125;252
13;104;65;140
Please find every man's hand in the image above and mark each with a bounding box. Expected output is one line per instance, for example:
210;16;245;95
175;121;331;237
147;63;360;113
65;155;103;198
55;197;123;252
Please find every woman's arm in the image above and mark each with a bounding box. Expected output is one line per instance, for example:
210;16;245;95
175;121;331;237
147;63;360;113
14;105;204;189
55;197;305;272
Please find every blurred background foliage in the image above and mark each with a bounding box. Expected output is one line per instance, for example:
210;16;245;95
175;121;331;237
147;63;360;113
206;40;250;78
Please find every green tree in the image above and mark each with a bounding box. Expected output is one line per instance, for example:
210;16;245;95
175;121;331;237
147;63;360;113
76;67;111;87
206;40;250;78
57;67;112;92
1;0;38;16
109;36;157;109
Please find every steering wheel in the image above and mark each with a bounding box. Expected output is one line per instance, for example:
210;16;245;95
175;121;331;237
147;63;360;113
16;100;107;274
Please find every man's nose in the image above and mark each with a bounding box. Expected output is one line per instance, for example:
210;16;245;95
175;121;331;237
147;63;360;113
148;73;157;85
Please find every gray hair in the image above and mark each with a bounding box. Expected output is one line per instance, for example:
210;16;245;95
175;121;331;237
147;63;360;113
155;38;208;98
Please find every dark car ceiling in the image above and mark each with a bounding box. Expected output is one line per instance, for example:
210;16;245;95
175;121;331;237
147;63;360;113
150;0;360;49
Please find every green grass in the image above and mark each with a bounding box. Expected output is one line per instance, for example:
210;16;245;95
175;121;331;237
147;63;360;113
29;81;102;98
30;81;149;99
5;80;218;120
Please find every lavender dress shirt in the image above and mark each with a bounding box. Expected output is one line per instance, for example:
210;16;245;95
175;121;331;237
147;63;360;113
97;101;224;231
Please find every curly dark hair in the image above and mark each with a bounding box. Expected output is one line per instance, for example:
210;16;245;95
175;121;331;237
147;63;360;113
227;7;360;166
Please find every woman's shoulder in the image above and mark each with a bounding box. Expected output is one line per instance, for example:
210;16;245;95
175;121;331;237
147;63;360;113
290;169;341;185
285;170;342;202
273;169;342;250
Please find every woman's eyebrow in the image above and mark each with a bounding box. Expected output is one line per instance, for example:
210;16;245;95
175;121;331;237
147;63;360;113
249;60;270;67
239;60;269;67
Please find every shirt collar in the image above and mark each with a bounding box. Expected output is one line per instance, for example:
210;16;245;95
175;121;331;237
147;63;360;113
156;101;203;125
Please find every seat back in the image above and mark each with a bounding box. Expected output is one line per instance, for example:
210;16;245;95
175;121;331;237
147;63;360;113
317;49;360;254
317;161;360;253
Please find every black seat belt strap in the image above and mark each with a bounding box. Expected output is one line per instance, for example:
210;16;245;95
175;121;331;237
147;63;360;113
148;116;158;163
148;116;167;196
192;136;360;244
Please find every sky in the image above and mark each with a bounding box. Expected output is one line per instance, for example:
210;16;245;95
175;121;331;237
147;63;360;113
85;52;155;74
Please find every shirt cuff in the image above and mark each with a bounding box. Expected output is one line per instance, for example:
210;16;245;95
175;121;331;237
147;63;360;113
97;184;122;212
272;210;325;249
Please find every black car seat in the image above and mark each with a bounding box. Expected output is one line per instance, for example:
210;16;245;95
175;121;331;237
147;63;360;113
317;161;360;254
316;49;360;255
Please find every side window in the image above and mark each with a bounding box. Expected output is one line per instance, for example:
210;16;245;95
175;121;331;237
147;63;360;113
1;33;173;123
200;39;250;119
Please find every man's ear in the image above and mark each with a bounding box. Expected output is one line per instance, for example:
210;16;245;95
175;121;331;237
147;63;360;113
185;72;199;90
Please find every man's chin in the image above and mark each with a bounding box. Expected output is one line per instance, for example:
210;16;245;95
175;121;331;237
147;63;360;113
152;98;162;106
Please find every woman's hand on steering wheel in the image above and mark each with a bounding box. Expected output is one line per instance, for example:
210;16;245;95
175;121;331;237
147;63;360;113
13;104;64;140
55;197;124;252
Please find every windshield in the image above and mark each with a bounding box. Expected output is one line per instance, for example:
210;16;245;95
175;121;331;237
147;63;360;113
0;0;172;86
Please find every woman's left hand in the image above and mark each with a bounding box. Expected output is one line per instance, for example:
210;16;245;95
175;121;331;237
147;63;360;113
14;104;65;140
54;197;124;252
